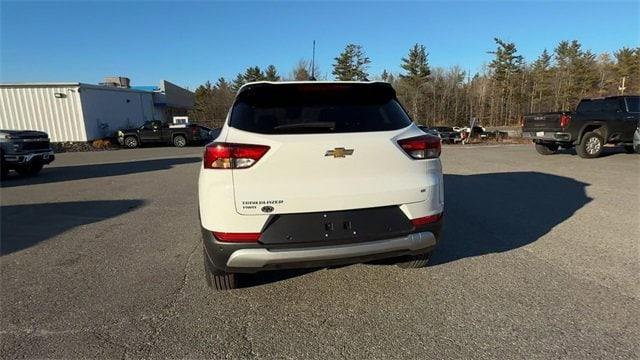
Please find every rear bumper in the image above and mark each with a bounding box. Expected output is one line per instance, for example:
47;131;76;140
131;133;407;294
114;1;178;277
3;150;55;165
227;232;435;269
522;131;572;142
202;222;441;273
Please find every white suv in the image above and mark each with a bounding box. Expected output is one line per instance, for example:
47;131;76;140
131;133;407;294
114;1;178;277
199;81;444;290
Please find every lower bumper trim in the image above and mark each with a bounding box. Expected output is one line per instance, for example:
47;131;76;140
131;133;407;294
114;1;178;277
226;231;436;269
3;150;54;164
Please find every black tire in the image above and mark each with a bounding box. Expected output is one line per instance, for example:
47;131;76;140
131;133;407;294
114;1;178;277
396;252;432;269
623;145;635;154
15;163;43;176
203;247;238;290
534;142;558;155
0;162;8;180
577;132;604;158
124;136;139;148
173;135;187;148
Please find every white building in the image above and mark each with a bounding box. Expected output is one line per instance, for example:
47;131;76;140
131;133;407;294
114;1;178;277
0;79;194;142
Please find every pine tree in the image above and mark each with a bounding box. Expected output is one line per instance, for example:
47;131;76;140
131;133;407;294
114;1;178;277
332;44;371;81
215;77;232;93
398;43;431;120
244;66;265;83
231;73;246;92
530;49;552;112
264;65;280;81
400;44;431;83
488;38;524;125
553;40;599;109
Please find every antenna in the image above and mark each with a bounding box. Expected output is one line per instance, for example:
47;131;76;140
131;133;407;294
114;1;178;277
310;40;317;81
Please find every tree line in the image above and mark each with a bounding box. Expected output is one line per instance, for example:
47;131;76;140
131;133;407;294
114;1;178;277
190;39;639;128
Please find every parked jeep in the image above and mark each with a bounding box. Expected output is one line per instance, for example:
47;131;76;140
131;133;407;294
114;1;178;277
117;121;210;148
522;96;639;158
0;129;55;179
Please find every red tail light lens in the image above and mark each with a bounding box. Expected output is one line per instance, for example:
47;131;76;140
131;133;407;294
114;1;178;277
411;213;442;227
560;114;571;128
203;142;270;169
398;135;441;159
212;231;261;242
520;115;525;128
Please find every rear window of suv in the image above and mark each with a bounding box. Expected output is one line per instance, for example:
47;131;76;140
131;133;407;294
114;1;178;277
230;83;412;134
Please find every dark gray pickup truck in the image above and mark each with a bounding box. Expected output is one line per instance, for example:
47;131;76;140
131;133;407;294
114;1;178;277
117;120;210;148
522;96;639;158
1;129;55;179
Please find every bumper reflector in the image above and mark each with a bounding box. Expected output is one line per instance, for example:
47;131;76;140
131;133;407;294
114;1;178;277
411;213;443;227
213;231;261;242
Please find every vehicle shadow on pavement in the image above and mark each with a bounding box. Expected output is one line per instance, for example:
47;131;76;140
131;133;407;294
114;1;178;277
554;146;634;158
0;157;201;188
0;200;144;255
238;268;319;288
429;172;592;266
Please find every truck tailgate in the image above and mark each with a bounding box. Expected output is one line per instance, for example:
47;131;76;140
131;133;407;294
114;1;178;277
522;112;566;132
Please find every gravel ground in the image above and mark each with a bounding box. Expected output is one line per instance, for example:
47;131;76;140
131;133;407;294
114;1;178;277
1;144;638;359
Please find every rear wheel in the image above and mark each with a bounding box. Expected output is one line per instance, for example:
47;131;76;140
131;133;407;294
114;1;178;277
124;136;139;148
624;145;635;154
577;132;604;158
203;247;238;290
534;142;558;155
0;159;8;180
173;135;187;148
15;163;43;176
396;252;431;269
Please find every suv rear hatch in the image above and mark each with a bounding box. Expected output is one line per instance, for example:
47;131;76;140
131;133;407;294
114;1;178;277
222;82;437;215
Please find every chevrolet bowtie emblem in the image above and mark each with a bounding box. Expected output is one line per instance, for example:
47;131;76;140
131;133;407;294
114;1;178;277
325;147;354;158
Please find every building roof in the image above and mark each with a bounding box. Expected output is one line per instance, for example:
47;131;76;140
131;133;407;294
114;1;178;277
0;82;154;93
0;82;82;87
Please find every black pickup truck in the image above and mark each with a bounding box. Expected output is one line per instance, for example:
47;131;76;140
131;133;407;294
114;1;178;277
1;129;55;179
117;121;210;148
522;95;639;158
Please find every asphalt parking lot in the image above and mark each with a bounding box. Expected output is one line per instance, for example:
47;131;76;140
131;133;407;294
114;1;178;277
1;144;639;359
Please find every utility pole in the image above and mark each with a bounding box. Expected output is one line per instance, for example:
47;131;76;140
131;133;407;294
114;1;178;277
464;68;473;145
618;76;626;95
310;40;316;80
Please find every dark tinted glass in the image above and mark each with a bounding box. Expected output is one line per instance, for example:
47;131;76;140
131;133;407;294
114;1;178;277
230;84;412;134
577;100;605;113
626;97;640;113
435;127;453;132
603;99;621;112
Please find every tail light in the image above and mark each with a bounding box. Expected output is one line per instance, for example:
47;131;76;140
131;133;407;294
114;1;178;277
203;142;270;169
520;115;525;128
411;213;442;227
213;231;261;242
191;127;197;135
398;135;441;159
560;114;571;128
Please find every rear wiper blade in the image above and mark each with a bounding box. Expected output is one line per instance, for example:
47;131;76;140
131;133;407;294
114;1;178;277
273;122;335;131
